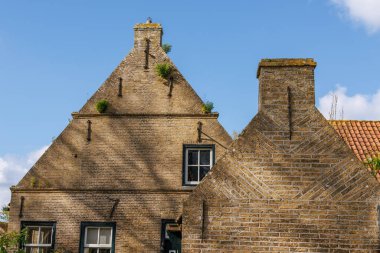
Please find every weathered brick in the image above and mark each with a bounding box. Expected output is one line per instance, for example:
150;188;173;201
182;59;380;252
8;21;232;252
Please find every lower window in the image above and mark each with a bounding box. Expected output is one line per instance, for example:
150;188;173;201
21;221;56;253
80;222;116;253
160;219;181;253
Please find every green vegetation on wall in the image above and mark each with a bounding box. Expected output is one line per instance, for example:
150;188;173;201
202;101;214;114
155;63;173;79
0;229;27;253
365;155;380;176
96;99;109;113
162;43;172;53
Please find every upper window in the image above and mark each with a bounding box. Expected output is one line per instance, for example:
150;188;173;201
21;221;56;253
80;222;116;253
183;145;215;185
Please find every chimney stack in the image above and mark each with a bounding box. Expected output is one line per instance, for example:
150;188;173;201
256;59;317;129
134;18;163;50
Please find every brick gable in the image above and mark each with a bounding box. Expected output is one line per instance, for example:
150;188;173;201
182;59;380;252
14;22;231;191
78;23;205;115
9;21;232;252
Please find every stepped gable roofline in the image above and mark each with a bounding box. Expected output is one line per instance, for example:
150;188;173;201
257;58;317;78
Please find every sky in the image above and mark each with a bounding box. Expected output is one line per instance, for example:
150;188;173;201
1;0;380;208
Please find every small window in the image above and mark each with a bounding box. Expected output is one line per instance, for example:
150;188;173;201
80;222;116;253
183;145;215;185
21;221;56;253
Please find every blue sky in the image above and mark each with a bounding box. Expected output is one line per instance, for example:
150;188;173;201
1;0;380;207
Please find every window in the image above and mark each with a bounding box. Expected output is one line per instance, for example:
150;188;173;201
183;145;215;185
21;221;56;253
80;222;116;253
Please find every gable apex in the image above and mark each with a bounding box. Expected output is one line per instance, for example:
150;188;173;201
77;22;206;115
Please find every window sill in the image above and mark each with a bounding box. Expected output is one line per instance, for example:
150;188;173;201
182;185;198;190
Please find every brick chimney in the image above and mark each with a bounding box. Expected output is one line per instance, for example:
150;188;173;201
134;18;163;51
256;59;317;131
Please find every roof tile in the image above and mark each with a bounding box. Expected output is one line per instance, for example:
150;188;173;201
330;120;380;162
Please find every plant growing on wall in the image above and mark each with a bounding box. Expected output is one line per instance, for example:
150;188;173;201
95;99;109;113
365;155;380;176
202;101;214;114
0;229;27;253
155;63;173;79
162;43;172;53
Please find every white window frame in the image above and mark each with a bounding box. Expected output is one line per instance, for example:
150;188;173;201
24;225;54;251
184;147;213;185
84;226;113;251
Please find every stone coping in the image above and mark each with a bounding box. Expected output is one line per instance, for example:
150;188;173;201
257;58;317;77
134;23;162;30
71;112;219;119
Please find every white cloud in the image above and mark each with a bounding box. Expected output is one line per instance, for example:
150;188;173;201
0;145;48;208
331;0;380;33
318;85;380;120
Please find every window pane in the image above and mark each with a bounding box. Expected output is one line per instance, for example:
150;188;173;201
187;150;198;165
26;247;38;253
200;150;211;165
27;227;39;244
99;249;111;253
200;166;210;180
84;248;98;253
39;247;51;253
86;228;99;244
99;228;112;245
39;227;52;244
188;166;198;182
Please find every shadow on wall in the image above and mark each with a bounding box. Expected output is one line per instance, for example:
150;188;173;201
0;222;8;234
26;117;183;251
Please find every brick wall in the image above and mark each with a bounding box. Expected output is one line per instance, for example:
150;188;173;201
183;199;379;252
9;21;232;252
15;116;230;190
10;191;187;252
182;59;380;252
79;23;206;115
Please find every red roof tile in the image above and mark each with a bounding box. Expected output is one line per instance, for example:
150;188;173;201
329;120;380;162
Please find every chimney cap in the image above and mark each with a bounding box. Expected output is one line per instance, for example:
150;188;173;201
257;58;317;78
134;22;162;30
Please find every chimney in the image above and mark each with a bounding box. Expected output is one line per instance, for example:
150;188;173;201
256;59;317;127
134;18;163;50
